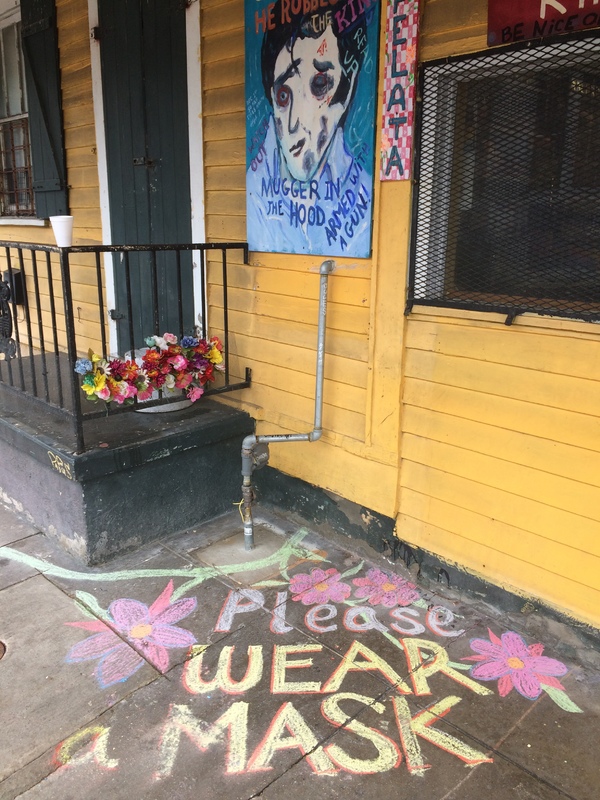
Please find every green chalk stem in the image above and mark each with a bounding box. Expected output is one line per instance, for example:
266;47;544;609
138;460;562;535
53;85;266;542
0;529;322;604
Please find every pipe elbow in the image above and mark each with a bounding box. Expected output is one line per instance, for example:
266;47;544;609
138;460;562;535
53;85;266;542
309;428;323;442
241;434;258;477
242;434;258;452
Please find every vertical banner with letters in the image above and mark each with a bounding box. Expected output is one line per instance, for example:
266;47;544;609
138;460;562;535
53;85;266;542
245;0;380;258
380;0;419;181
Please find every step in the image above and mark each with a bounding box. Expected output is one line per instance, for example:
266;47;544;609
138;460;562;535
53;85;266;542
0;399;254;564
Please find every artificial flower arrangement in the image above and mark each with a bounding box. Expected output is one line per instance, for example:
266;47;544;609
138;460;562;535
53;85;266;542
74;332;224;405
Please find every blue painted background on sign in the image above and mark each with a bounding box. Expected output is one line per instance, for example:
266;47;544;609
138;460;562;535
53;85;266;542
245;0;380;258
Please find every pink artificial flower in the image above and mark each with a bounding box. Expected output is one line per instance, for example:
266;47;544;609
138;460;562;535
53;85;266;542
65;581;197;688
163;332;178;344
462;629;568;699
169;354;188;371
289;568;351;605
112;382;138;404
187;385;204;402
137;384;154;401
175;372;193;389
353;568;419;608
96;385;111;401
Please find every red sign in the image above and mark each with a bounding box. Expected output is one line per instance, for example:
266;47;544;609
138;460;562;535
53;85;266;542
488;0;600;46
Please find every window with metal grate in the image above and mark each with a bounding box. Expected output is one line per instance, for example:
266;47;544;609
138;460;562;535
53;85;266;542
408;34;600;323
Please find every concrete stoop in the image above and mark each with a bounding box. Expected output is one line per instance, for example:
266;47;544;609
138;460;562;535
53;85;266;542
0;398;254;564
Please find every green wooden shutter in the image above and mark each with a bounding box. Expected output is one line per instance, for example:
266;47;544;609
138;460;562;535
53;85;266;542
20;0;68;218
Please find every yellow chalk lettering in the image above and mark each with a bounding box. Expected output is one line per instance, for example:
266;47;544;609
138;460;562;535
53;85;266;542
182;644;263;695
322;693;401;774
391;696;431;775
398;695;493;765
402;638;493;696
55;725;118;770
247;702;336;774
271;644;323;694
155;702;249;778
322;640;411;694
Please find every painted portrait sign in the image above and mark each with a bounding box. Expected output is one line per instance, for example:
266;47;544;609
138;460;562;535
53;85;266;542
245;0;381;258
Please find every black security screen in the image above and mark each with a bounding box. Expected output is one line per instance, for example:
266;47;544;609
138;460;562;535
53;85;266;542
409;35;600;321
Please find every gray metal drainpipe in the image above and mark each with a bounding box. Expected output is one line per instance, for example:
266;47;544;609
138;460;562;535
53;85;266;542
240;259;335;550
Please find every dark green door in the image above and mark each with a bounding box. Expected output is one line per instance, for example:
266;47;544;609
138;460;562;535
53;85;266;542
99;0;194;351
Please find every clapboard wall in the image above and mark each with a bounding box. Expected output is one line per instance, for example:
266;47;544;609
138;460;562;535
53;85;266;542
201;0;407;517
398;0;600;627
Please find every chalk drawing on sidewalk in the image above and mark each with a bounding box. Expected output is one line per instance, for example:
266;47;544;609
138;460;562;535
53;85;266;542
54;725;119;771
0;527;584;785
65;580;197;688
461;628;580;712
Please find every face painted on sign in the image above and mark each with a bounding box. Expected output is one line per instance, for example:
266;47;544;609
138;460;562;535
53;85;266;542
271;25;353;182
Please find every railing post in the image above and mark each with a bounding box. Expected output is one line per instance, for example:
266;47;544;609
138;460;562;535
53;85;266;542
59;247;85;453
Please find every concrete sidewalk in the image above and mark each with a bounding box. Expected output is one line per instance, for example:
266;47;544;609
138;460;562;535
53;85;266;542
0;503;598;799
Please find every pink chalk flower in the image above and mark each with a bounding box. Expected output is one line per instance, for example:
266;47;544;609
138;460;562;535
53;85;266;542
352;567;420;608
66;581;197;688
462;629;568;700
289;568;351;605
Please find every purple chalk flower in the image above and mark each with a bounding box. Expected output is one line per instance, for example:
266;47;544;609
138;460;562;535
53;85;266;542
66;581;197;688
289;568;351;605
462;629;568;700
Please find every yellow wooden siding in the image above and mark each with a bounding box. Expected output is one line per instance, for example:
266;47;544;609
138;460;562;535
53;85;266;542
400;309;600;626
398;511;600;626
397;0;600;628
201;0;403;518
56;0;103;351
272;430;400;513
420;0;487;60
58;0;101;245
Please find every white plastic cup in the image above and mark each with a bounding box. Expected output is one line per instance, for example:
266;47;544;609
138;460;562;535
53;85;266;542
49;215;74;247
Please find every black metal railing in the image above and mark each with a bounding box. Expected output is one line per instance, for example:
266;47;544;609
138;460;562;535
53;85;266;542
0;241;251;452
